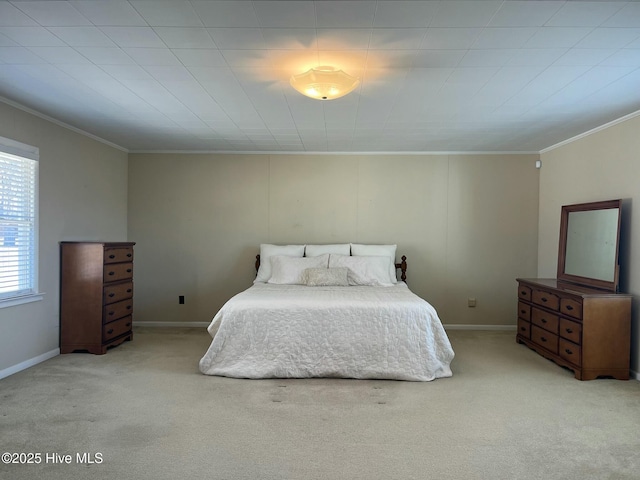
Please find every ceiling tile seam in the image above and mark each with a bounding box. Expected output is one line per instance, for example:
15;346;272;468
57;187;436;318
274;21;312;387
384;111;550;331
7;1;45;29
486;0;508;30
126;1;155;29
541;1;627;29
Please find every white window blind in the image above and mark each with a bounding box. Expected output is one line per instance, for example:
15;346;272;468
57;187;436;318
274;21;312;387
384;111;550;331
0;148;37;301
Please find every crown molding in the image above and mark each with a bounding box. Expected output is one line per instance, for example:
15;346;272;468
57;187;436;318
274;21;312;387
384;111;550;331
540;109;640;154
129;149;539;156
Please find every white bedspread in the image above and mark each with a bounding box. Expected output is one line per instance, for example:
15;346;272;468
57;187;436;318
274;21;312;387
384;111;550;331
199;283;454;381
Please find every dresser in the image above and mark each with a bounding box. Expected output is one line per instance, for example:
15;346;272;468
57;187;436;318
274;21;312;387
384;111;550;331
60;242;135;354
516;278;631;380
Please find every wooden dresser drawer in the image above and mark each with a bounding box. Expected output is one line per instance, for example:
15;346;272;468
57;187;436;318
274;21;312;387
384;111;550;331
103;315;132;342
531;308;559;334
559;318;582;344
532;289;560;310
103;298;133;323
531;325;559;354
104;281;133;304
559;338;581;366
517;318;531;339
518;285;531;301
104;262;133;282
517;301;531;321
104;246;134;264
560;298;582;320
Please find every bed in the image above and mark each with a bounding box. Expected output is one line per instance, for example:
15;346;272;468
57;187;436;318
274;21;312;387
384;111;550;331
199;244;454;382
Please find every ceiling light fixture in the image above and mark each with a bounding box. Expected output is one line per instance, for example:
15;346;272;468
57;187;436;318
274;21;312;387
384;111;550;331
290;66;359;100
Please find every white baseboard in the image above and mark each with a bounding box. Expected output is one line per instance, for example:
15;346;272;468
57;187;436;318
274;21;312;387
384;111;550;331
133;321;209;328
0;348;59;380
443;324;517;331
630;369;639;381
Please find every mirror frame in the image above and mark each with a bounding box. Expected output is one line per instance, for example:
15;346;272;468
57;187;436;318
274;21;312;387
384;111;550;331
557;199;622;292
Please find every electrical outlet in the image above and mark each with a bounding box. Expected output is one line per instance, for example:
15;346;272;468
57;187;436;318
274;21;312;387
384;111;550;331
179;295;185;304
468;298;476;308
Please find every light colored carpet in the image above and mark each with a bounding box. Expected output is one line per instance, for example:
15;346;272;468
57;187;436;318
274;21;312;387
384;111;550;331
1;328;639;480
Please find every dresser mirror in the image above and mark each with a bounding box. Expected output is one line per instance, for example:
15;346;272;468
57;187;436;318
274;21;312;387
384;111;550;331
557;199;621;292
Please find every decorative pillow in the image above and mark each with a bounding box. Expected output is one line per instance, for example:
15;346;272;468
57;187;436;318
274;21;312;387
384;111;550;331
254;244;305;283
350;243;398;283
303;267;349;286
268;254;329;285
328;254;394;286
305;244;351;257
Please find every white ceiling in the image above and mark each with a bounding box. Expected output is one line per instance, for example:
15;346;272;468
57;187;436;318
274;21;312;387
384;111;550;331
1;0;640;153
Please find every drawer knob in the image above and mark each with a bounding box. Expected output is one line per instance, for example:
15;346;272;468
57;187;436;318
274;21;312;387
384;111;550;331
520;291;527;296
541;297;548;303
108;311;114;316
520;309;526;315
127;253;132;257
108;271;115;276
541;318;547;324
565;348;573;355
126;269;132;273
108;293;115;297
107;329;114;334
540;336;547;342
127;289;132;293
566;305;574;311
126;305;131;310
126;322;131;327
109;254;115;259
520;326;526;331
566;328;573;334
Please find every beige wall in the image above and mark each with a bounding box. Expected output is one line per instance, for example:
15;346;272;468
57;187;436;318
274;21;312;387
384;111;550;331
539;114;640;376
128;153;539;328
0;102;128;374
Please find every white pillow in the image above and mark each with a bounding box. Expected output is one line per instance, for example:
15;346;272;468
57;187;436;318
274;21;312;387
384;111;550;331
268;254;329;285
303;267;349;286
350;243;398;283
254;244;305;283
329;254;394;286
305;244;351;257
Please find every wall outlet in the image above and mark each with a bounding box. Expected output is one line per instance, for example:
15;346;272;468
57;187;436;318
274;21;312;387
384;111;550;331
179;295;185;304
467;297;477;308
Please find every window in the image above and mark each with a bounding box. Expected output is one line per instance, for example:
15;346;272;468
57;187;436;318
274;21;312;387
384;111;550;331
0;136;39;306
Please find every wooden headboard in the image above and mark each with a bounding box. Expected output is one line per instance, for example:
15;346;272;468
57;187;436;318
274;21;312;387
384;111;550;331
255;254;408;282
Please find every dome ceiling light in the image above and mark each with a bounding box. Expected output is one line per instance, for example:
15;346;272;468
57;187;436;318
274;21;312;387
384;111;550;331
289;66;359;100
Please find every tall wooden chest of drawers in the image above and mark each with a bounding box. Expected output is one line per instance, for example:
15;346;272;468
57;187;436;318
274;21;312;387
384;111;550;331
60;242;135;354
516;278;631;380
